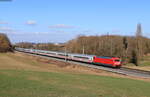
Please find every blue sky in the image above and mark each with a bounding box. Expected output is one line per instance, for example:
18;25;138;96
0;0;150;43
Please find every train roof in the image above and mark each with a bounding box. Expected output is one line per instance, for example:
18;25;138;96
68;53;95;57
96;56;120;59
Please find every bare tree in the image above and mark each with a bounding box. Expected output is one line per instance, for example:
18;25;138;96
0;33;12;52
134;23;143;66
136;23;142;37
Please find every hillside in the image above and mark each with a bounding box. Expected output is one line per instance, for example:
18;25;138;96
0;52;150;97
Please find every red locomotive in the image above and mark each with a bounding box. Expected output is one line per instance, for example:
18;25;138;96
93;56;121;68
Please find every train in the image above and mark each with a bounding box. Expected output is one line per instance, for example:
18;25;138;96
15;48;122;68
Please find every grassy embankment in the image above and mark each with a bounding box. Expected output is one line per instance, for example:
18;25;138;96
125;55;150;71
0;53;150;97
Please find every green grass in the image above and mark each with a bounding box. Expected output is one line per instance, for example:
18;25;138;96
126;55;150;66
0;53;150;97
0;70;150;97
139;55;150;66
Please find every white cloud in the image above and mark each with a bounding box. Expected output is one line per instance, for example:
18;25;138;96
49;24;75;29
0;27;13;32
0;27;21;34
25;20;37;25
0;21;9;24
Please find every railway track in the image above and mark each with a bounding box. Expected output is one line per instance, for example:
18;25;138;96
120;67;150;77
15;50;150;78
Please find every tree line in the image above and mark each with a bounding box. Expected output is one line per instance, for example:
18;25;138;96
65;24;149;65
15;42;64;51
